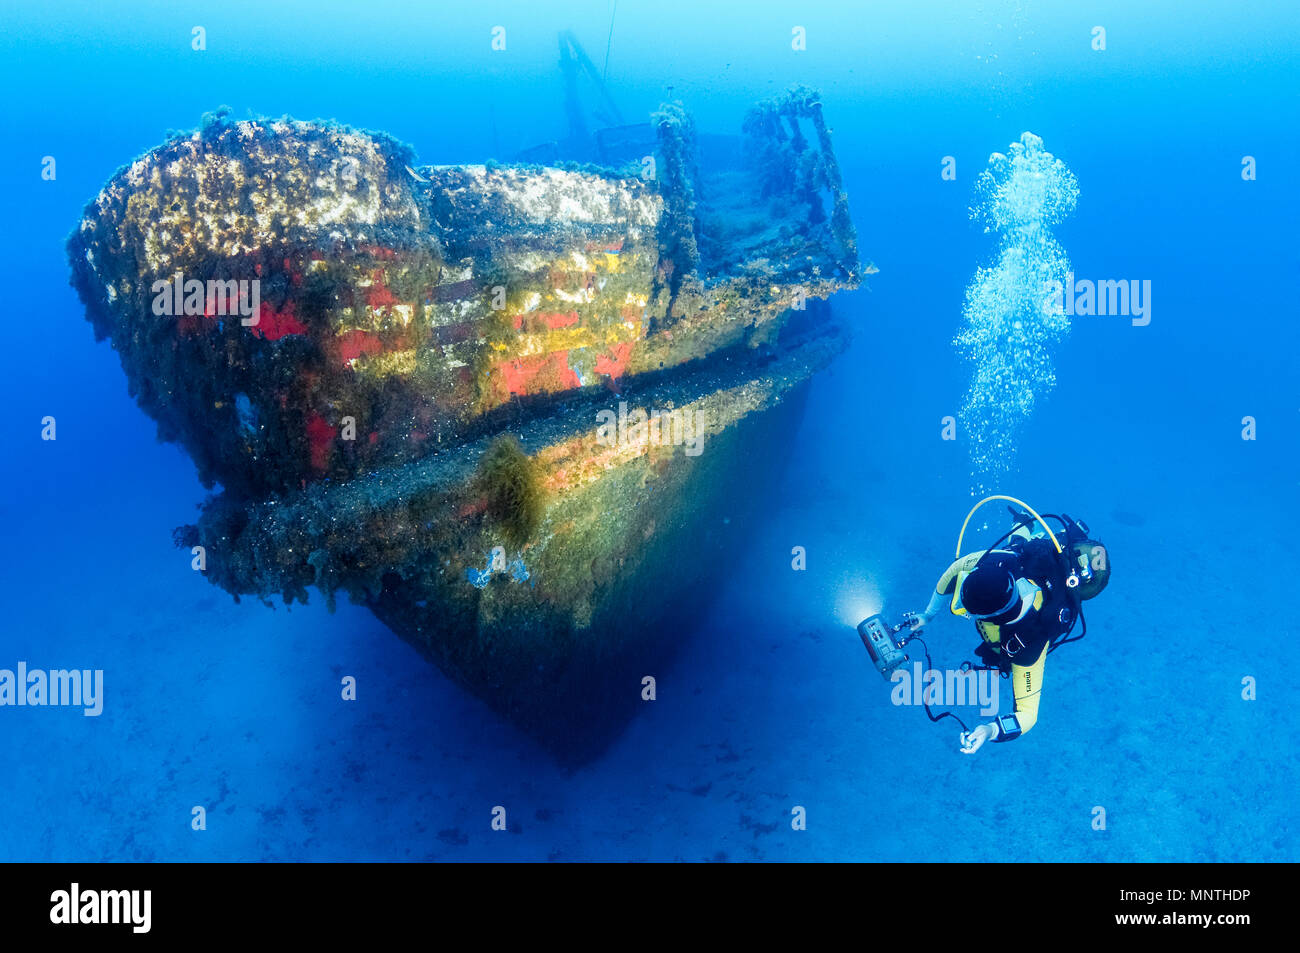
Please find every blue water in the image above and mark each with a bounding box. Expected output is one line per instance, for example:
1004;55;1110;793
1;0;1296;861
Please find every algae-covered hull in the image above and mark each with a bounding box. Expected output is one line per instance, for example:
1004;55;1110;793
68;89;863;759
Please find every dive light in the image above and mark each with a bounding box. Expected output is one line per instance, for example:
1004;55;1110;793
858;613;911;679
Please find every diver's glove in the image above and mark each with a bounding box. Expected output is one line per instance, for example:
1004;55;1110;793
908;590;948;630
959;722;999;754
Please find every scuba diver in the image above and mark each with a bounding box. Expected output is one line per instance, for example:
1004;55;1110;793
858;496;1108;755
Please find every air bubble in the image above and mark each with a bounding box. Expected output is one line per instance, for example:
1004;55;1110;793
954;132;1078;484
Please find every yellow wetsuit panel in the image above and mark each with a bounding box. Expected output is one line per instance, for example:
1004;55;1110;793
970;616;1047;735
935;552;986;615
1008;641;1047;734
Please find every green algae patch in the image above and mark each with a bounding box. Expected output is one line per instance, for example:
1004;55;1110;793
477;435;543;549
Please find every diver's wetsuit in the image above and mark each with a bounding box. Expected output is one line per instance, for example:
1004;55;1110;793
928;531;1076;741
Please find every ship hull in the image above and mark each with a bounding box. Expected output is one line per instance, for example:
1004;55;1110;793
68;92;862;760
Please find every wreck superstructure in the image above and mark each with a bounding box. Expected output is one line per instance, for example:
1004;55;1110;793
68;88;863;759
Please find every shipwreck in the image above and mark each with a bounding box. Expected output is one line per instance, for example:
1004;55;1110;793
67;86;864;760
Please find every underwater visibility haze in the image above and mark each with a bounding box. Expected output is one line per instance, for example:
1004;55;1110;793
1;0;1297;864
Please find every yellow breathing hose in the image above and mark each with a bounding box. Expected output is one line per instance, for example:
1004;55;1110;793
955;494;1063;558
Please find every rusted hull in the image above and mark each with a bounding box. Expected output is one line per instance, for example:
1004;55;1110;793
68;91;862;759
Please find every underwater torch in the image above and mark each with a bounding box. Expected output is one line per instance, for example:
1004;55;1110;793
857;612;918;679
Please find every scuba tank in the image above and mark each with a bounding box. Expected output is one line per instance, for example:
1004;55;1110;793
1056;513;1110;601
